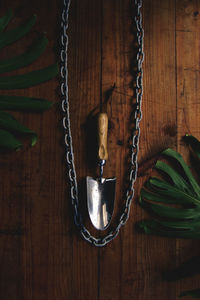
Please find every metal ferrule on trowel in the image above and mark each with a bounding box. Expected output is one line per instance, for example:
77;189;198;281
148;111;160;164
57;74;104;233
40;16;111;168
86;113;116;230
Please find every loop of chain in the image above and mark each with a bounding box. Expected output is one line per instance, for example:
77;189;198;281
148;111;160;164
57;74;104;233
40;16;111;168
61;0;144;246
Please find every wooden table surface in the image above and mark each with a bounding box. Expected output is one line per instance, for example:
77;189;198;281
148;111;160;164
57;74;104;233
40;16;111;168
1;0;200;299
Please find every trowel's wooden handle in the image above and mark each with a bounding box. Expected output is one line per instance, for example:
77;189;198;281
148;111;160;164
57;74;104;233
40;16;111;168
98;112;108;161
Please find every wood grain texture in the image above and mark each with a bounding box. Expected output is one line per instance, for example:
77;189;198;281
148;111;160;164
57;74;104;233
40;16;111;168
0;0;200;299
98;113;109;161
176;1;200;299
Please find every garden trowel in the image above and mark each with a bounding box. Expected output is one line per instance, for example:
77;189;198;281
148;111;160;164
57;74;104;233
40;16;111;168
86;113;116;230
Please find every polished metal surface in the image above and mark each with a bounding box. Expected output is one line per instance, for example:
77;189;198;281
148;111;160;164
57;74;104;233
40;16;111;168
87;176;116;230
99;159;106;181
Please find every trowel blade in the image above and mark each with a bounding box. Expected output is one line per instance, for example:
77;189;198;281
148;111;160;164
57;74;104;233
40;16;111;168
86;176;116;230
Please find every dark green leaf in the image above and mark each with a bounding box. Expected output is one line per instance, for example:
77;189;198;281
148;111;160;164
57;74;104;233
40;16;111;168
139;196;200;220
157;219;200;230
163;148;200;198
0;129;22;150
137;219;200;239
0;111;37;146
137;140;200;239
155;160;194;196
183;134;200;161
164;256;200;281
179;288;200;298
0;9;13;34
0;15;36;49
0;63;58;89
0;35;48;73
145;177;200;206
140;188;185;204
0;95;53;111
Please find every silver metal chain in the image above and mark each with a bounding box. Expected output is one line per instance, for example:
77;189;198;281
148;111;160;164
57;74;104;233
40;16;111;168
60;0;144;247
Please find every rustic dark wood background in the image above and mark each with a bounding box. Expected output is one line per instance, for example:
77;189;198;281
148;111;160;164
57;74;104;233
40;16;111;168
0;0;200;299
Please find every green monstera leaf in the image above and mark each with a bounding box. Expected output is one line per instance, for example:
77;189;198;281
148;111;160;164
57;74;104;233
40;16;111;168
137;135;200;298
137;136;200;239
0;9;58;151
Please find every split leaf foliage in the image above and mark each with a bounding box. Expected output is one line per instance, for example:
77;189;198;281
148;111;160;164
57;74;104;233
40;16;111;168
137;135;200;239
0;9;58;151
137;135;200;298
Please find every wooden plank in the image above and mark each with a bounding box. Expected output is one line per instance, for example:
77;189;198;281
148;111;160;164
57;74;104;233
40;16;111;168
131;1;181;299
0;0;200;299
176;0;200;298
99;0;177;299
123;1;177;299
0;1;75;299
67;0;101;299
98;1;134;299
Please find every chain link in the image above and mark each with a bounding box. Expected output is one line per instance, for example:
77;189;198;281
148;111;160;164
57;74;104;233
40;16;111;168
60;0;144;246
